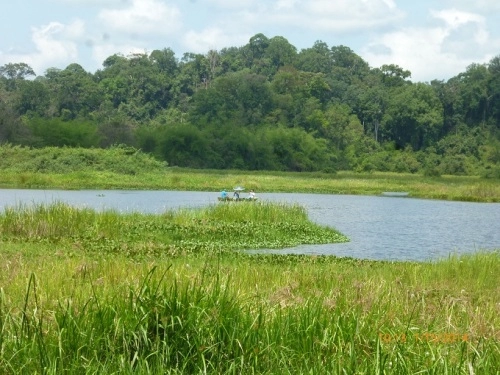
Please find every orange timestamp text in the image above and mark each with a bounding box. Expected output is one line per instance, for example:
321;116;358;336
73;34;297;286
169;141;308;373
379;332;469;344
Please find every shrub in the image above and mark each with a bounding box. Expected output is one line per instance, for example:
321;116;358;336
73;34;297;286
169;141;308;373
0;144;167;174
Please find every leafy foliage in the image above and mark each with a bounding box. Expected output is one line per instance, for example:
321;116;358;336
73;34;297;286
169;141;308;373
0;144;167;174
1;33;499;176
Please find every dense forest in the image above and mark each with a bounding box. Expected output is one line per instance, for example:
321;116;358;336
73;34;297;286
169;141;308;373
0;33;499;177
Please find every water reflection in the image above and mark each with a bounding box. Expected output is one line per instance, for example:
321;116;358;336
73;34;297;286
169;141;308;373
1;189;499;262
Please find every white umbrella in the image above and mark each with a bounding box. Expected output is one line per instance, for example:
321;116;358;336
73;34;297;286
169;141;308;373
233;186;245;191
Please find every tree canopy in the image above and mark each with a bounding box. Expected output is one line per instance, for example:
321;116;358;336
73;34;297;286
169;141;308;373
0;33;499;177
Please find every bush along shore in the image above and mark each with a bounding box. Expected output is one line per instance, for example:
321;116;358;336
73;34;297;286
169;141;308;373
0;202;499;374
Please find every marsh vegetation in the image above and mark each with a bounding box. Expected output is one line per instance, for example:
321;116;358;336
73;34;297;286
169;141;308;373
0;202;498;374
0;147;499;373
0;145;499;202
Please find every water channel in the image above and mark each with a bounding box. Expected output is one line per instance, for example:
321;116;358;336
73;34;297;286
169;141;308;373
1;189;499;262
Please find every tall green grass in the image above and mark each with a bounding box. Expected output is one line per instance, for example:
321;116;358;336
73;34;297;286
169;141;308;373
0;253;498;374
0;202;498;373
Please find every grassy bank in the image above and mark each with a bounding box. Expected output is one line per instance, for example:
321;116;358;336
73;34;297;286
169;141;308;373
0;203;499;373
1;168;499;202
0;145;499;201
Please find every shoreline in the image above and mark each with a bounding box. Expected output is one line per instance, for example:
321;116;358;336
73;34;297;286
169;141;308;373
0;169;499;203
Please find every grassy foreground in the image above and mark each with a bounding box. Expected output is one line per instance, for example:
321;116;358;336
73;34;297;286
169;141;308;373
0;203;499;374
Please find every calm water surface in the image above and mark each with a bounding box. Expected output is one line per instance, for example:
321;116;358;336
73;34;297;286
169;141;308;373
1;189;499;262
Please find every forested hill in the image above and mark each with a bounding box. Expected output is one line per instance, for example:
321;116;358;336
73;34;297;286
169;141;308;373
0;33;499;177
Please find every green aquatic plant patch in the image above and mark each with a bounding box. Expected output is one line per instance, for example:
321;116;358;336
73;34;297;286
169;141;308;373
0;201;348;257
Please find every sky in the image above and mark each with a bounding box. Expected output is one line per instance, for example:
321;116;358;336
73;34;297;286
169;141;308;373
1;0;500;83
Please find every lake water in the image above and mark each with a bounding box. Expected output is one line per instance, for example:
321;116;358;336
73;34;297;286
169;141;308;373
1;189;499;262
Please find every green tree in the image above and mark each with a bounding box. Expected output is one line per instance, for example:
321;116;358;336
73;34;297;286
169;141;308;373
430;78;465;135
189;71;272;126
45;64;103;119
455;63;491;126
149;48;178;76
218;47;246;75
15;79;51;117
486;55;500;127
261;36;297;76
295;41;333;74
0;62;36;90
27;117;100;148
270;67;330;126
383;83;443;150
156;124;213;168
320;103;361;149
97;52;174;120
264;127;331;171
210;125;255;169
377;64;411;87
354;74;388;142
0;87;32;144
177;52;211;94
330;45;370;81
246;33;270;64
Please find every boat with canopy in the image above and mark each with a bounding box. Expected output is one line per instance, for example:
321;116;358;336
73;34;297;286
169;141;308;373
218;187;258;201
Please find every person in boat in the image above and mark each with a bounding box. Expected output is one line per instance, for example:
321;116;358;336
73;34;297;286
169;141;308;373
233;190;240;199
248;190;256;199
220;189;228;199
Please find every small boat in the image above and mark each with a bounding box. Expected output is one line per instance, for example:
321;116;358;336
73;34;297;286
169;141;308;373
381;192;410;197
218;197;258;202
218;187;258;202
